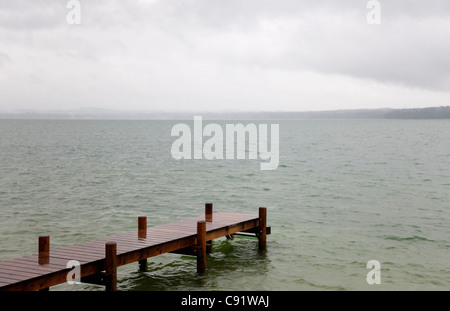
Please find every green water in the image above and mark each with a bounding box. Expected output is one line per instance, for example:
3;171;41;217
0;119;449;290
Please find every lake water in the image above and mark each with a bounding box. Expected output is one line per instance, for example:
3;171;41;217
0;119;449;290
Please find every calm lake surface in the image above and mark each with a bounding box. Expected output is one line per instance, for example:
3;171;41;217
0;119;449;290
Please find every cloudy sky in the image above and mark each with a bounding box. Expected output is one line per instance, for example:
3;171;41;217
0;0;449;112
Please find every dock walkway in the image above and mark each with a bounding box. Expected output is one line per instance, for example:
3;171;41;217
0;204;269;291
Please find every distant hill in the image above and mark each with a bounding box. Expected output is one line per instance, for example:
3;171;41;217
1;106;449;120
384;106;450;119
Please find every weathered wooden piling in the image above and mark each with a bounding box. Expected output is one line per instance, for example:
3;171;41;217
196;221;207;274
138;216;147;238
38;236;49;265
205;203;213;222
205;203;213;253
138;216;148;271
258;207;267;250
38;236;50;291
104;242;117;291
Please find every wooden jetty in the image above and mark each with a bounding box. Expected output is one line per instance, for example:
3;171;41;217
0;204;270;291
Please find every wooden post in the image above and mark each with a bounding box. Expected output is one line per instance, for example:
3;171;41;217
138;216;147;271
258;207;267;250
38;235;49;265
138;216;147;238
196;221;206;274
205;203;213;222
38;235;50;291
105;242;117;291
205;203;213;253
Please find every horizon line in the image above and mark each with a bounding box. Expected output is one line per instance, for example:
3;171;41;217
1;105;449;115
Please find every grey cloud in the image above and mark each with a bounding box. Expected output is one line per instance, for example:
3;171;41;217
125;0;450;91
0;0;67;30
0;51;11;67
275;14;450;92
0;0;449;111
146;0;450;92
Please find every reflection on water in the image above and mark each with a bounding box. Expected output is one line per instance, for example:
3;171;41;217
122;237;271;291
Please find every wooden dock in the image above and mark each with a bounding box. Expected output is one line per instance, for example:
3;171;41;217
0;204;269;291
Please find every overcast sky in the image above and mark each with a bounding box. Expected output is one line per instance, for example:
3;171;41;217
1;0;449;112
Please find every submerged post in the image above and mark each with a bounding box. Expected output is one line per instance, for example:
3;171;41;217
205;203;213;222
196;221;207;274
105;242;117;291
258;207;267;250
138;216;148;271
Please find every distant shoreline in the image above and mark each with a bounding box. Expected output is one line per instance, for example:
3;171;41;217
1;106;449;120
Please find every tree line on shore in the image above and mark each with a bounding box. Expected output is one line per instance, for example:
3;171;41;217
1;106;449;120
